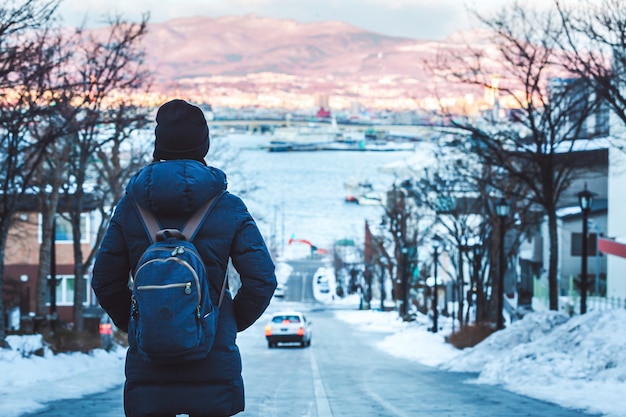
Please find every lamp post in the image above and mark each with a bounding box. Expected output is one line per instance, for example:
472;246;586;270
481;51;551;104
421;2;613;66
578;184;594;315
495;198;510;330
400;246;414;319
432;235;441;333
457;238;465;330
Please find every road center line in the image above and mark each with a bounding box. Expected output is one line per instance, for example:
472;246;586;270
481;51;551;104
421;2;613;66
309;348;333;417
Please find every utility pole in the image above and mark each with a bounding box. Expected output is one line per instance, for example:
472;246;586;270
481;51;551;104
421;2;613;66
495;198;510;330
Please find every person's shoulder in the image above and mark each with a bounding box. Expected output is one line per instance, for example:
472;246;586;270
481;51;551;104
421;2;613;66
216;192;254;218
217;190;244;207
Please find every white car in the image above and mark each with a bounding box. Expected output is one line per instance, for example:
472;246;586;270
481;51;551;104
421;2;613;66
265;311;312;348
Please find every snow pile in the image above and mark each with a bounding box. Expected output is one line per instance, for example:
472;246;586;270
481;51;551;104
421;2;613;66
446;310;626;416
337;308;461;366
444;311;570;372
0;337;126;417
5;334;51;358
446;310;626;383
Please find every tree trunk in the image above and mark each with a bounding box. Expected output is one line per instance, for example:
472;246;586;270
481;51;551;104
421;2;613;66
36;207;53;317
457;250;464;327
547;211;559;311
36;189;61;317
71;202;86;332
0;231;9;347
71;162;87;331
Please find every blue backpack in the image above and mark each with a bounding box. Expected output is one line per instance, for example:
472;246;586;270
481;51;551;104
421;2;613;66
129;193;226;364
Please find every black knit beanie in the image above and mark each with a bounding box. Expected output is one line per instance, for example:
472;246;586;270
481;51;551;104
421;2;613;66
153;99;210;162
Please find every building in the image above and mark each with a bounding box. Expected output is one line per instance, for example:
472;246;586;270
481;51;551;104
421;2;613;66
603;112;626;300
3;194;102;330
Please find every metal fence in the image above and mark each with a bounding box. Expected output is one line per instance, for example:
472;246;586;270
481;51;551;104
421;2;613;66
532;276;625;315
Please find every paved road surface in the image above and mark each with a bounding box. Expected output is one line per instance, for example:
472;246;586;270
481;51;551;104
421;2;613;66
21;259;600;417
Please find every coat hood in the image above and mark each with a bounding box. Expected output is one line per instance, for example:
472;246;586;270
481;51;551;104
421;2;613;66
126;160;227;216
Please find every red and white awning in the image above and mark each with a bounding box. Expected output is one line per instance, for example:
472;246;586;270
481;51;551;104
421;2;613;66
598;237;626;259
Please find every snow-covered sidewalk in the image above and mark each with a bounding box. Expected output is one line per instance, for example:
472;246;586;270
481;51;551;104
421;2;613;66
0;336;126;417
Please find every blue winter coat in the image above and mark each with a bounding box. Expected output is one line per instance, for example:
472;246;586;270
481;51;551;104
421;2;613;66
92;160;277;417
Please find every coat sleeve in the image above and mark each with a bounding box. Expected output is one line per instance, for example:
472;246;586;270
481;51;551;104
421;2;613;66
92;197;132;333
229;208;277;332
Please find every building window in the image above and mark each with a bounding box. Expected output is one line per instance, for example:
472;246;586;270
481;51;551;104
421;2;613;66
46;275;89;306
571;232;598;256
593;102;610;137
39;213;90;244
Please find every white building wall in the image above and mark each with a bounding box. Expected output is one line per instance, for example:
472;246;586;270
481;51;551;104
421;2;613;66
607;146;626;299
607;46;626;299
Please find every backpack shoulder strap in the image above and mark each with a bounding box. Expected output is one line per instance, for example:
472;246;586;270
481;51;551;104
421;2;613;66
131;191;226;243
181;191;225;241
218;270;229;307
132;198;160;244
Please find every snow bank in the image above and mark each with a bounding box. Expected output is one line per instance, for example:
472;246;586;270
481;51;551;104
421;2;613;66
336;308;626;417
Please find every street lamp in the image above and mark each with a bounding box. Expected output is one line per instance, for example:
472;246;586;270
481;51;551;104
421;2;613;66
431;235;441;333
578;183;594;315
495;198;510;330
400;246;410;319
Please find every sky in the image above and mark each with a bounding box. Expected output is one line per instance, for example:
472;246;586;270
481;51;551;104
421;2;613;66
55;0;527;40
1;264;625;417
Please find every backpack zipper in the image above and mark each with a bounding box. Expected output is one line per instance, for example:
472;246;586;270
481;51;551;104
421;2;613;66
136;282;191;291
142;245;205;267
135;257;202;308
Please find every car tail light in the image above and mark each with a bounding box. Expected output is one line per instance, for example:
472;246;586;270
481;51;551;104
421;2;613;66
297;327;305;336
265;325;272;336
99;323;113;335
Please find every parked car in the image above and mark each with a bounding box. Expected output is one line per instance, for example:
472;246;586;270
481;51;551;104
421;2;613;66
265;311;312;348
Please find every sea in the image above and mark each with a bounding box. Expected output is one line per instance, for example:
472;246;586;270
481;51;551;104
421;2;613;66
211;133;425;259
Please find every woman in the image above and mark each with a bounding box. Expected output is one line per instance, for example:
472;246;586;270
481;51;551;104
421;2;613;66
92;99;277;417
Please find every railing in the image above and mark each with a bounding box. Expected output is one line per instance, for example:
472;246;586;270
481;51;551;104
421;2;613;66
567;295;625;314
532;276;625;315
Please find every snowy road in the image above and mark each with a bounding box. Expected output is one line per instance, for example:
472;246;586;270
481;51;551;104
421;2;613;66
20;303;599;417
15;258;605;417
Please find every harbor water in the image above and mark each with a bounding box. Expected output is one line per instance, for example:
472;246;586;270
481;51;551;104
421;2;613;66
212;133;420;258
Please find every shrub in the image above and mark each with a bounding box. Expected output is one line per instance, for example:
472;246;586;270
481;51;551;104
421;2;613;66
44;327;102;354
446;324;496;349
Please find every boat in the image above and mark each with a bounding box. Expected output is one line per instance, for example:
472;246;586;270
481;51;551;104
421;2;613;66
267;123;340;152
321;140;416;152
344;180;385;205
356;191;384;205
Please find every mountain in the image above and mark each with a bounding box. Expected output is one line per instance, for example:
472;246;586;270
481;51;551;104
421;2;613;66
138;15;480;109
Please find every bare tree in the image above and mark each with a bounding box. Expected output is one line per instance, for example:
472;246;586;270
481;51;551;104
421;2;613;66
87;102;153;270
32;100;75;322
557;0;626;146
0;0;61;345
57;15;151;331
402;145;486;327
431;2;600;311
